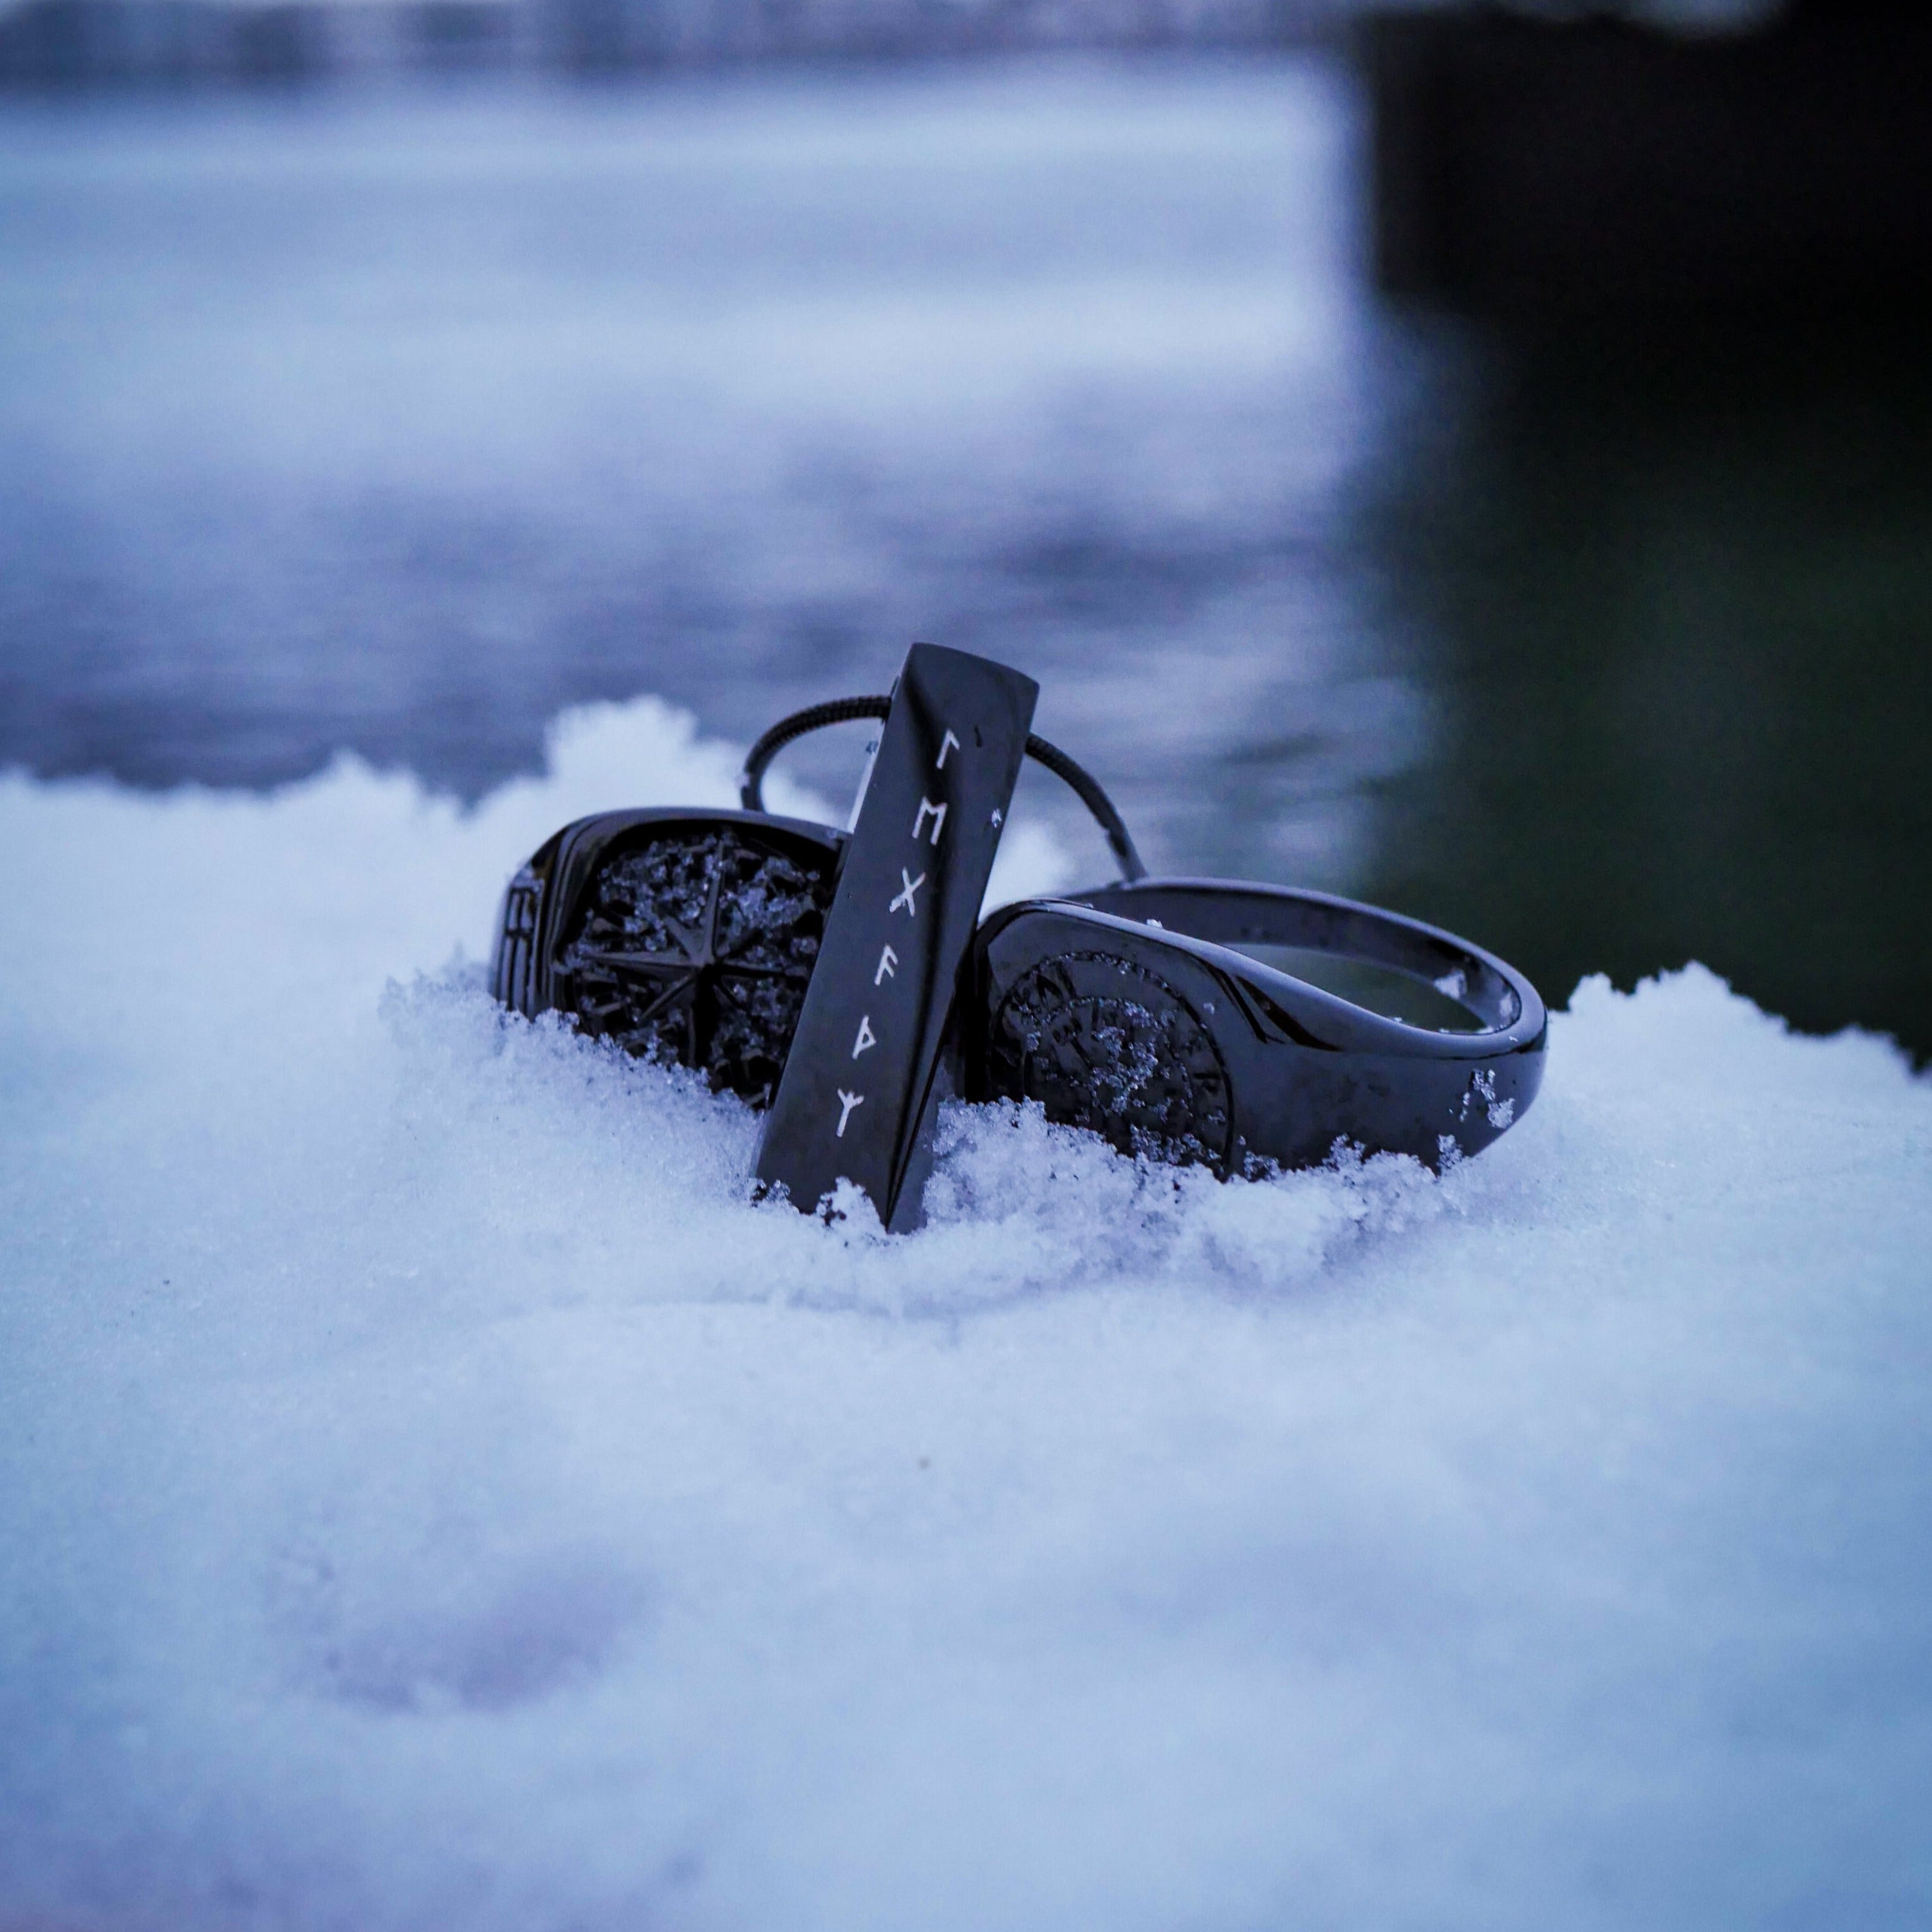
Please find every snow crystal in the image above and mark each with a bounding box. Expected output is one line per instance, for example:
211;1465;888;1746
1;698;1928;1931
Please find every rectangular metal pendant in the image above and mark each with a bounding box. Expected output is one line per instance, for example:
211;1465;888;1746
755;642;1037;1232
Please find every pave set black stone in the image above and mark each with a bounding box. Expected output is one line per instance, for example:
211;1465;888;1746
554;829;832;1106
989;954;1234;1176
492;643;1548;1231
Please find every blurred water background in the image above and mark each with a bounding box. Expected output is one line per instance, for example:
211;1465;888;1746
2;28;1927;1050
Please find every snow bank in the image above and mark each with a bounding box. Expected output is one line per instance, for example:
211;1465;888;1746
1;701;1927;1931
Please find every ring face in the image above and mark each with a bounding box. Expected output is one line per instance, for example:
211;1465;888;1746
551;824;835;1106
988;951;1235;1175
973;889;1548;1176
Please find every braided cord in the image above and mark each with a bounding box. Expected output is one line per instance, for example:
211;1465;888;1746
738;694;1146;883
739;696;890;813
1016;731;1146;883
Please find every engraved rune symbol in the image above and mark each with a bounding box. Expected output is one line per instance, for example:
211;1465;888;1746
852;1014;877;1059
835;1089;864;1137
913;797;948;846
936;729;961;770
874;943;898;985
891;869;925;917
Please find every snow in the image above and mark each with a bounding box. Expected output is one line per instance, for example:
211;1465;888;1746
1;698;1928;1930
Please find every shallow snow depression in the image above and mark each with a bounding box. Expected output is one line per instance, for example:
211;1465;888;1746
1;699;1928;1932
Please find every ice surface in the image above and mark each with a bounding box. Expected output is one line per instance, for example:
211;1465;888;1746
1;699;1928;1931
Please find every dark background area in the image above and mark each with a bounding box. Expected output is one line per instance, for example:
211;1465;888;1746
1359;1;1931;1052
1359;304;1932;1053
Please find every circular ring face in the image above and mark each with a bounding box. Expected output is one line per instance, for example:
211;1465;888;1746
988;951;1234;1175
555;827;833;1106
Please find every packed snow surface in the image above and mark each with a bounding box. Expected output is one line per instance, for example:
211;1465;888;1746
1;700;1927;1931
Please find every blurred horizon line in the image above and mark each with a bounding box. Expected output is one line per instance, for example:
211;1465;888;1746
0;0;1362;87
